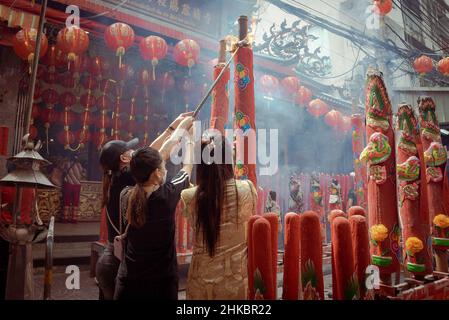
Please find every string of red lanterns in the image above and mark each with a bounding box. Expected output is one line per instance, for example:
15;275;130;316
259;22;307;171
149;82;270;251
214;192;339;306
104;22;135;68
139;36;168;80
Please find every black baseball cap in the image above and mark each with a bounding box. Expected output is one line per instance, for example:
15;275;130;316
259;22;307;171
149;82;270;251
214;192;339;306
99;138;139;172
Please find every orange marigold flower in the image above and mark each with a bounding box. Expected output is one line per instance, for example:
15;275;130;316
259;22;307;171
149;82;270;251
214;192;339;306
433;214;449;229
370;224;389;242
405;237;424;255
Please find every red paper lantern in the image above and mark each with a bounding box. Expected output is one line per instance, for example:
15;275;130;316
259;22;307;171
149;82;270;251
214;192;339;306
57;130;75;146
104;23;135;66
138;68;152;87
81;75;98;91
92;130;109;148
31;104;40;119
60;92;77;108
139;36;167;80
281;76;301;96
160;72;175;91
43;71;57;84
39;109;59;126
56;26;89;62
308;99;328;118
80;93;96;108
295;86;313;106
373;0;392;16
116;63;135;82
43;44;66;71
95;113;112;128
75;129;91;144
338;115;352;134
173;39;200;72
437;57;449;76
413;55;433;75
89;56;104;78
12;28;48;65
324;109;343;128
28;125;38;139
59;111;78;126
96;95;112;110
41;88;59;108
259;74;279;96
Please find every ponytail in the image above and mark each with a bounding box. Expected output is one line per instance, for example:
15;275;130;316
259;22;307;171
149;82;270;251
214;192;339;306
126;184;147;228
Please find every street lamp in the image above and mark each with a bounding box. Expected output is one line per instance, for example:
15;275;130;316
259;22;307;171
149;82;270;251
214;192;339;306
0;134;55;299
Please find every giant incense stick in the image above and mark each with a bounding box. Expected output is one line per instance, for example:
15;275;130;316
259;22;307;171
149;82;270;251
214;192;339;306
418;96;449;272
396;104;433;278
360;70;400;284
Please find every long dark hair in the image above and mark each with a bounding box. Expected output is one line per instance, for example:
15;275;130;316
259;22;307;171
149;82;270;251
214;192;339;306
127;147;162;228
195;135;235;257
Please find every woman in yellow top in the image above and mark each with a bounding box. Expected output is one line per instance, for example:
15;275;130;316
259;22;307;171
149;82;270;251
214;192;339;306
180;135;257;300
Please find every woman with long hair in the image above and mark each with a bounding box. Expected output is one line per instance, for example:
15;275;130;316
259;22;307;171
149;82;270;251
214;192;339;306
96;112;192;300
113;116;194;300
180;134;257;299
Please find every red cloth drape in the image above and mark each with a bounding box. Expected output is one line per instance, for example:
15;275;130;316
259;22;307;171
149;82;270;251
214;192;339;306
233;46;257;188
0;127;8;156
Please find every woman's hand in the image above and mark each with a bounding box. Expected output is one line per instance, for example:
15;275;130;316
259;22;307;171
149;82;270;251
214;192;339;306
169;112;194;131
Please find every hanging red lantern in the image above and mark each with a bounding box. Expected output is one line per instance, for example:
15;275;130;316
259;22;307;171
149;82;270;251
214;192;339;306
43;44;66;71
437;57;449;76
41;88;59;108
94;113;112;128
259;74;280;96
12;28;48;70
92;130;109;148
43;71;58;84
56;26;89;64
173;39;200;74
39;108;59;126
295;86;313;106
75;129;91;145
413;55;433;76
81;74;98;91
80;93;96;108
116;63;135;83
31;104;40;119
29;125;38;140
281;76;301;96
138;68;152;87
373;0;392;16
57;130;75;146
104;23;135;67
338;116;352;134
60;92;77;109
89;56;104;79
59;110;78;126
97;95;112;111
308;99;328;118
139;36;167;80
324;109;343;128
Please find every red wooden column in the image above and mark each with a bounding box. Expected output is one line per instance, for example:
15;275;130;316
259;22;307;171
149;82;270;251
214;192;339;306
233;15;257;188
360;69;400;284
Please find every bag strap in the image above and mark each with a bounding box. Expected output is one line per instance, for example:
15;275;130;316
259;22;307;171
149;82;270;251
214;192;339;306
105;207;120;235
119;187;131;238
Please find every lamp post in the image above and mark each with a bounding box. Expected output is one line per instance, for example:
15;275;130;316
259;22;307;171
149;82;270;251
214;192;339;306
0;135;55;299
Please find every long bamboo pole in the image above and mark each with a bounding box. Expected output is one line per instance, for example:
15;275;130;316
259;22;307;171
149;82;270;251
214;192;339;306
24;0;49;134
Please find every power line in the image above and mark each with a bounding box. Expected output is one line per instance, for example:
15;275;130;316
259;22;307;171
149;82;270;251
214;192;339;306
392;0;449;51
